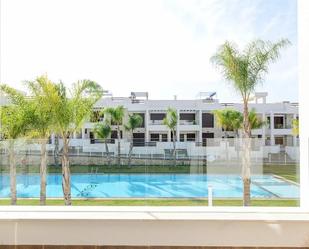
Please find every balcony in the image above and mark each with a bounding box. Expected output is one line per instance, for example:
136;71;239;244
274;123;292;129
179;120;197;125
149;119;164;125
267;122;294;135
0;137;304;247
179;120;199;131
148;120;166;132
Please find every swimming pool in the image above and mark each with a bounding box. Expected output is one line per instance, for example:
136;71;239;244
0;174;299;199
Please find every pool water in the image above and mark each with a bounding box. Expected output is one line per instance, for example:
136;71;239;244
0;174;299;199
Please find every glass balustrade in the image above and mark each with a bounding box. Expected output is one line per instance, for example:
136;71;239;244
0;137;299;206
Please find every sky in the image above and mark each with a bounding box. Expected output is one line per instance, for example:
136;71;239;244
0;0;298;103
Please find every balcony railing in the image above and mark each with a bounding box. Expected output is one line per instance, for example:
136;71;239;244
179;120;197;125
274;123;292;129
0;138;300;207
149;120;164;125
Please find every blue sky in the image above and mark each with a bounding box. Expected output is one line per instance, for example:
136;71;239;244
0;0;297;102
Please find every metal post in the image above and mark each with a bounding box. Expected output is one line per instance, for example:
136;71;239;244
299;0;309;209
208;185;213;207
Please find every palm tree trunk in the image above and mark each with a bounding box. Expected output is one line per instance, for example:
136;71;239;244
242;102;251;206
104;140;111;167
236;130;240;161
117;125;121;167
40;139;47;205
128;135;133;168
224;130;229;160
9;140;16;205
173;130;176;166
54;135;60;167
61;137;71;205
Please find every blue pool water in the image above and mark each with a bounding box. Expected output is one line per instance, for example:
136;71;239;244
0;174;299;199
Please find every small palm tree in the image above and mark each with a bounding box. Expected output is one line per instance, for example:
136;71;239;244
214;109;242;160
124;114;143;168
51;80;103;205
25;75;58;205
104;106;125;167
0;85;29;205
292;119;299;136
211;39;290;206
163;108;178;166
248;109;265;134
94;122;112;166
214;109;242;138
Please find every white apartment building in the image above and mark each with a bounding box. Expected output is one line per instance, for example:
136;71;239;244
78;92;299;149
0;90;300;161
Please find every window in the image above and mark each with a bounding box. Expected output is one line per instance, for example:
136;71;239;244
179;113;196;125
161;134;168;142
274;116;284;129
111;130;123;141
0;0;305;215
202;132;214;146
187;133;196;141
133;133;145;146
150;113;166;120
202;113;214;128
150;133;160;142
180;134;185;142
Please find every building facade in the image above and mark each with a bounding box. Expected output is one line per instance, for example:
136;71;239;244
78;92;299;148
0;90;299;161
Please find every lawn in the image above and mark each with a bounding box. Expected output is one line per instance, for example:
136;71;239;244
263;164;298;183
0;163;299;183
0;198;299;207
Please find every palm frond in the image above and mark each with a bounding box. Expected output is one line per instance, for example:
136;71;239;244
211;39;291;102
125;114;143;131
163;107;178;131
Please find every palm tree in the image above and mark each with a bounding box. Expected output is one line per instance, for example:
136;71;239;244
248;109;265;134
211;39;290;206
104;106;125;167
25;75;57;205
94;122;112;167
51;80;103;205
163;108;178;166
213;109;242;138
0;85;29;205
214;109;242;160
124;114;143;168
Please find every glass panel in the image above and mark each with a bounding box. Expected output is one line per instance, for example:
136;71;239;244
0;137;300;206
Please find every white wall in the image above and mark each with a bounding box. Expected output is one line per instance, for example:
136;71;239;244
79;140;291;160
0;207;309;247
286;146;300;161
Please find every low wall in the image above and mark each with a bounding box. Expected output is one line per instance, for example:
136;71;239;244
0;152;296;169
286;146;300;161
0;207;308;247
0;154;196;168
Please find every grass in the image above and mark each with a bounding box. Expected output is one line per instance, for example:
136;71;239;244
263;164;298;183
0;163;299;183
0;198;299;207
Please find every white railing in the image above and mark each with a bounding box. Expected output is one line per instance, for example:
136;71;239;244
179;120;197;125
149;120;164;125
